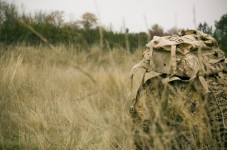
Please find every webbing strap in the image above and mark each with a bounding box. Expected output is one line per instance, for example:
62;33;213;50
198;76;210;94
149;47;155;69
171;45;177;74
144;71;161;84
128;68;146;108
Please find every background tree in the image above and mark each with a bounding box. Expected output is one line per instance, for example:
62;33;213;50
197;22;213;35
45;11;64;26
34;11;47;24
165;27;181;35
80;12;97;30
149;24;164;39
79;12;98;45
33;10;64;26
214;14;227;52
0;0;18;24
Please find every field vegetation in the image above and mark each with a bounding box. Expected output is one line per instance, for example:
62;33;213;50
0;44;143;149
0;0;227;149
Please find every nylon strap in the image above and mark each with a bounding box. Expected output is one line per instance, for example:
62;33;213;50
198;76;210;94
171;45;177;74
144;71;161;84
128;68;146;109
149;47;155;69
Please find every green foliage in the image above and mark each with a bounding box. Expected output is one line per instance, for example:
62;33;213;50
197;22;213;35
214;13;227;52
0;0;226;52
80;12;98;30
0;1;149;51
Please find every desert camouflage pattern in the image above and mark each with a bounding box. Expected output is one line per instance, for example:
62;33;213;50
129;29;227;149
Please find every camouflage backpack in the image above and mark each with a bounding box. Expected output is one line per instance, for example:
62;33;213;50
128;29;227;149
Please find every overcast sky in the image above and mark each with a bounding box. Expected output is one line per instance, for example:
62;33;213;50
12;0;227;32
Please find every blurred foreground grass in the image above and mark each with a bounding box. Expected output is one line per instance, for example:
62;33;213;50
0;45;142;149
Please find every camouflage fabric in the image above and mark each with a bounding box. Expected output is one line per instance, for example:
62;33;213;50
132;29;224;76
129;30;225;105
128;29;227;149
131;75;227;149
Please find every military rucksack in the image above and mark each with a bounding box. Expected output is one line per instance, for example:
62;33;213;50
128;29;227;149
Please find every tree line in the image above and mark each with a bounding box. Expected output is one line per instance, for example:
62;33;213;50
0;0;226;52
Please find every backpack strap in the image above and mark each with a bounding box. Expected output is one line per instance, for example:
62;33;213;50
171;45;177;75
128;68;146;110
198;75;210;94
128;68;161;111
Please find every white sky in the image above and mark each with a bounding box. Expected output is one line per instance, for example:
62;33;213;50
12;0;227;32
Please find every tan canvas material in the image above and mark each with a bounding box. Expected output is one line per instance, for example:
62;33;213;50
128;29;226;108
129;29;227;149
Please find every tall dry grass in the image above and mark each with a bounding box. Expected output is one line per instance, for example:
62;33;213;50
0;45;142;150
1;44;225;150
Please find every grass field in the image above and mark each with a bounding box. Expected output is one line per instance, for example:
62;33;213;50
0;44;226;150
0;45;144;149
